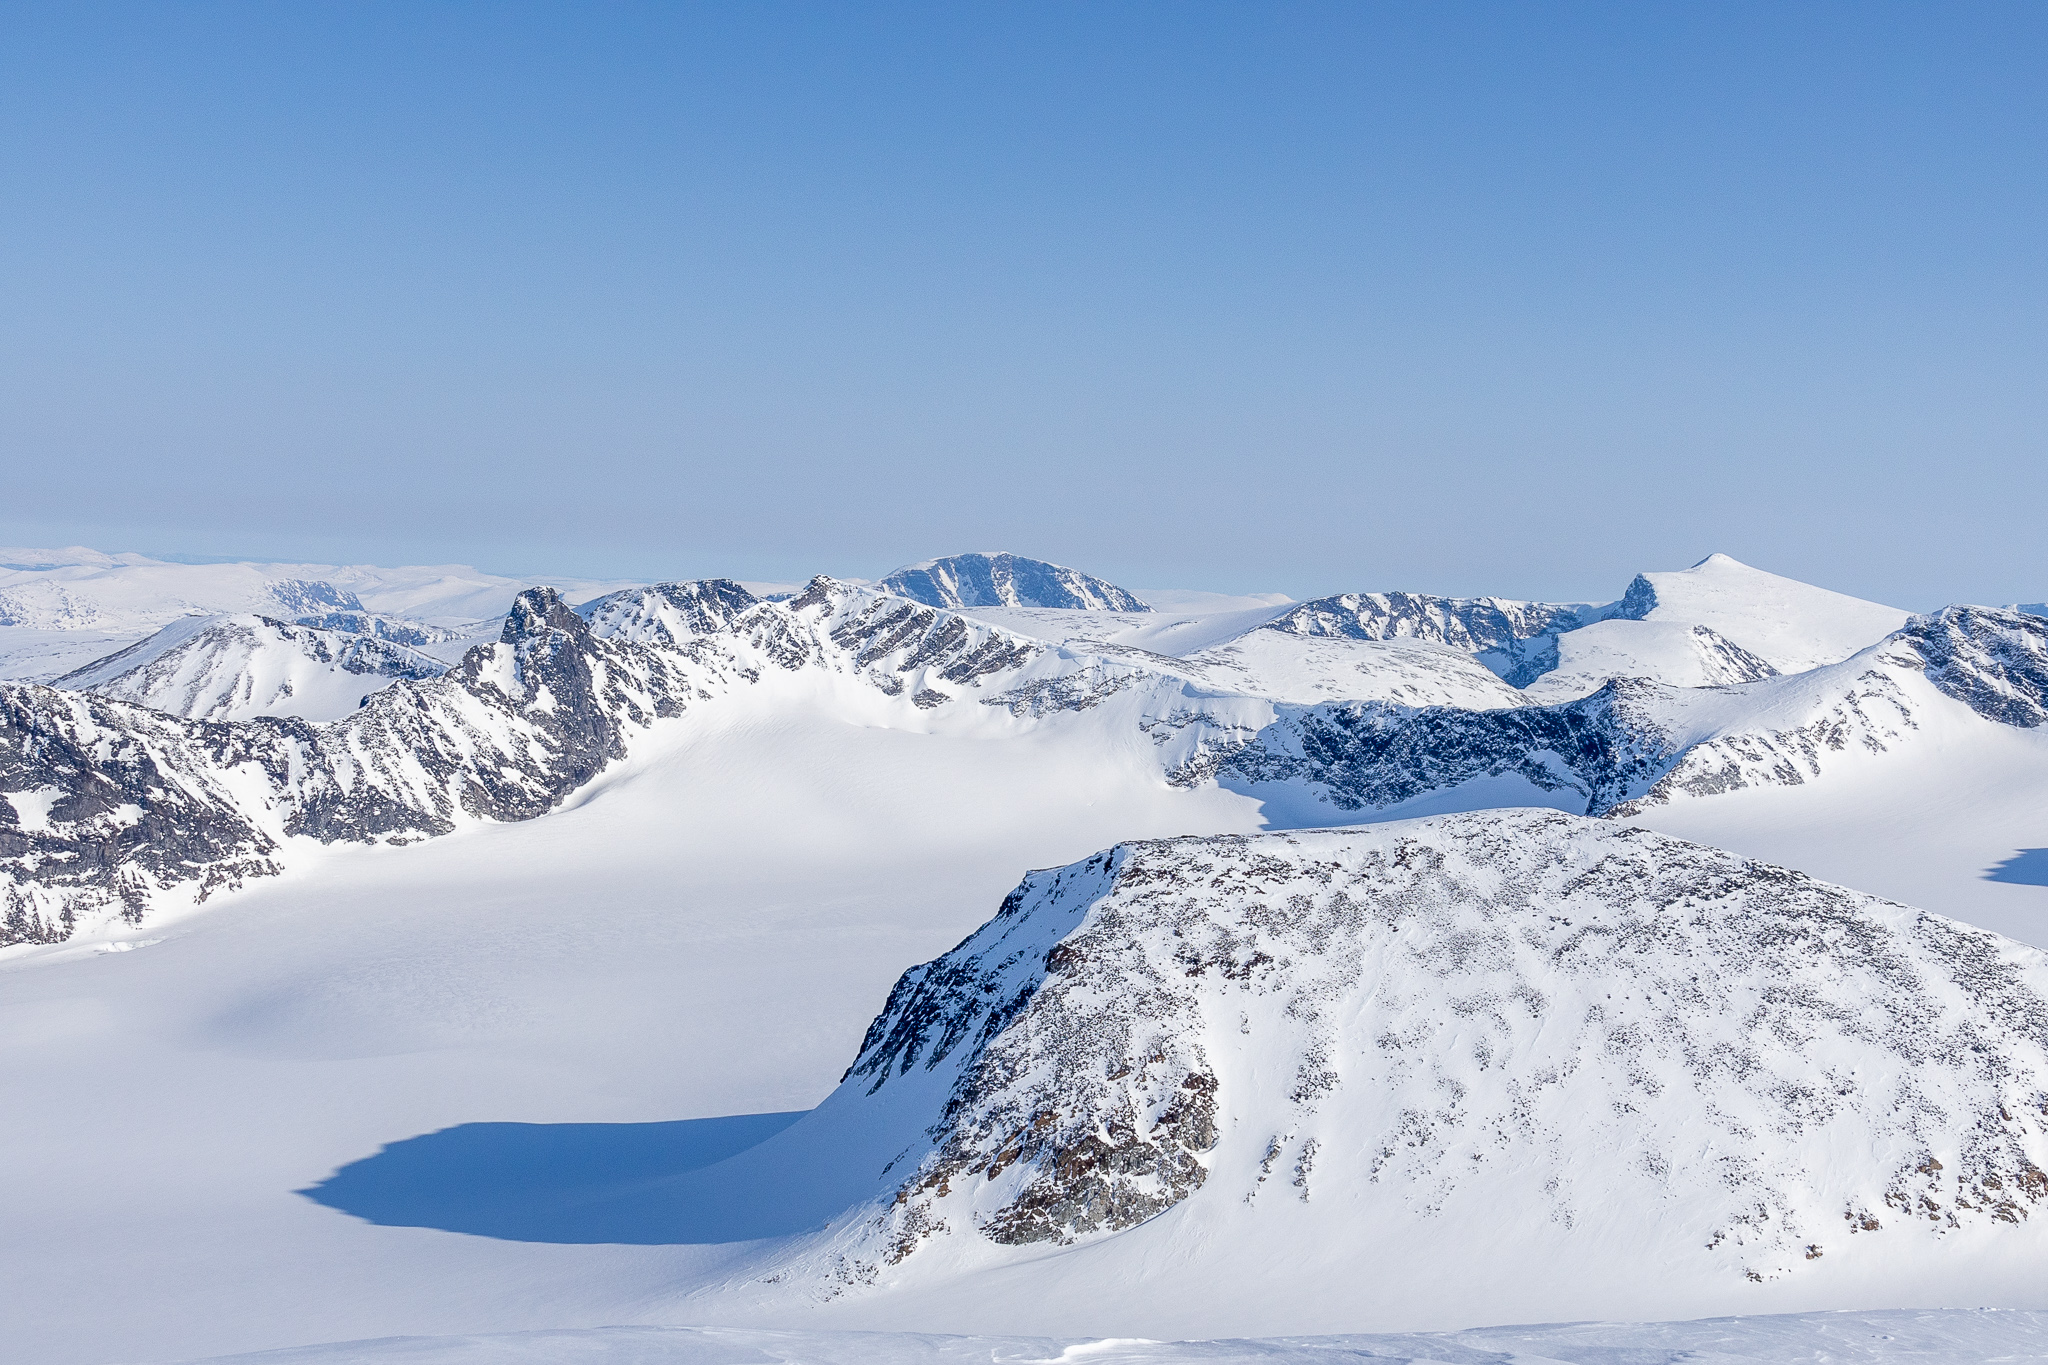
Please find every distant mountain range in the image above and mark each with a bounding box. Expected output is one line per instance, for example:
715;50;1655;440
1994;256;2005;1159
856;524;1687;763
4;550;2040;950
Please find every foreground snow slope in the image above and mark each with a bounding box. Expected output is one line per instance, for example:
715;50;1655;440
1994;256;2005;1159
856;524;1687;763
167;1309;2048;1365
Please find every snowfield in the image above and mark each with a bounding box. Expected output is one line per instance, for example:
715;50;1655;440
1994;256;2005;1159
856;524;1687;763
0;547;2043;1364
165;1309;2048;1364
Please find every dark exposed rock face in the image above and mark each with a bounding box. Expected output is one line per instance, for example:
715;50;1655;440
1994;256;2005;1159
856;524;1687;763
1186;681;1680;815
1201;606;2048;822
1903;606;2048;728
845;848;1220;1256
2;587;715;943
0;689;280;943
881;553;1150;613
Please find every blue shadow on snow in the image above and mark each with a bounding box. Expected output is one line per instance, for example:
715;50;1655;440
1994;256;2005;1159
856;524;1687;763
1987;849;2048;888
299;1110;808;1244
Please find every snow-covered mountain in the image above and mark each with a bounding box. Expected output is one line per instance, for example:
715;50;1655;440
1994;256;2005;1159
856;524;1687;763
1260;588;1607;651
881;553;1151;612
577;579;760;645
4;568;2039;949
1616;553;1911;673
1;578;1257;944
647;811;2048;1331
55;614;448;722
292;610;482;650
1197;605;2047;826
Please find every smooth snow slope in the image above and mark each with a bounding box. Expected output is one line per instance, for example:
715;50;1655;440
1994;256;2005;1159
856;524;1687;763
1622;553;1910;673
168;1309;2048;1365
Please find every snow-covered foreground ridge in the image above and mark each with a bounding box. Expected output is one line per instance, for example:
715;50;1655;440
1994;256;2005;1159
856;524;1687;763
164;1309;2048;1365
2;570;2044;946
674;813;2048;1318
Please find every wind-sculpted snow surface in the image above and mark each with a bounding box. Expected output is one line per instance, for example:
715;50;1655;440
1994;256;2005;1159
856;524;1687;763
748;813;2048;1307
882;553;1151;613
57;614;448;721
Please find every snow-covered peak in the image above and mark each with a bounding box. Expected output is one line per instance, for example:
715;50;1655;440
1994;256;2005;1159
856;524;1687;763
1519;618;1780;702
881;553;1151;612
577;579;757;645
1614;554;1909;674
54;614;446;722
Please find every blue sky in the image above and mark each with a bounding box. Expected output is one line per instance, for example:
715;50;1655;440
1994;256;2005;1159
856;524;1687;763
3;2;2043;606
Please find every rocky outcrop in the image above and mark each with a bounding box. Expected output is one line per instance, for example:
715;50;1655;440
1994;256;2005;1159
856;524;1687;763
799;812;2048;1287
1185;680;1680;813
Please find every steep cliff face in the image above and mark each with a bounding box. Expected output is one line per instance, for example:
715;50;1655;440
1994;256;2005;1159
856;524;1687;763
748;812;2048;1304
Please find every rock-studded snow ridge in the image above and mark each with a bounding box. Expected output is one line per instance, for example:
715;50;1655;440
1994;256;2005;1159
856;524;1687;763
743;811;2048;1300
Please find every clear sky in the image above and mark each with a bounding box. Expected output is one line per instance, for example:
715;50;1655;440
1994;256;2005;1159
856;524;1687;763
3;2;2043;607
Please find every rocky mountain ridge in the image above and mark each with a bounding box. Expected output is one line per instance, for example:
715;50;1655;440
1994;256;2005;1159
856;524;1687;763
6;576;2044;948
